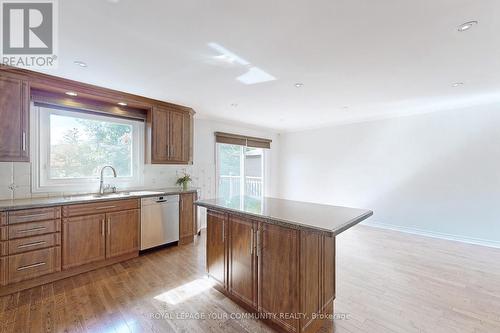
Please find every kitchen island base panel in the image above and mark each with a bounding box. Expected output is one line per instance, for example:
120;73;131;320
206;208;337;333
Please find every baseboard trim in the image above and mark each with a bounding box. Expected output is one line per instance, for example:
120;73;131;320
362;221;500;249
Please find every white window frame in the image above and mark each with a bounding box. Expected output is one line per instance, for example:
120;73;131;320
31;103;145;193
215;143;266;198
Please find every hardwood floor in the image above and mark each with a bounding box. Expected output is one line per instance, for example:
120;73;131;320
1;225;499;333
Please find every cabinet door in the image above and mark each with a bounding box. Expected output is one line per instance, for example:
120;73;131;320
206;210;227;287
179;193;195;244
229;216;257;309
151;107;170;163
258;223;300;333
0;76;29;162
62;214;105;270
169;111;184;161
106;209;139;259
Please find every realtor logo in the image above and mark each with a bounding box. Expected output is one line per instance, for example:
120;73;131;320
1;0;58;68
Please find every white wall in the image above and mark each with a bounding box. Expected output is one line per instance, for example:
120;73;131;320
0;118;280;205
277;104;500;246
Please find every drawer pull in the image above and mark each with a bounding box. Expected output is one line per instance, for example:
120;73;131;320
18;241;47;249
15;213;51;219
17;226;47;233
17;262;46;271
95;206;117;210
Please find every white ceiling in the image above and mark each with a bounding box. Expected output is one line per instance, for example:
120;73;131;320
35;0;500;131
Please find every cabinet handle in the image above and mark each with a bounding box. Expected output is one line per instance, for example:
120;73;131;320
222;222;224;243
101;219;105;236
17;262;46;271
18;241;46;249
22;132;26;151
17;213;48;220
167;145;170;158
250;227;254;255
171;146;175;156
256;228;260;257
17;226;46;234
95;206;116;210
107;218;111;235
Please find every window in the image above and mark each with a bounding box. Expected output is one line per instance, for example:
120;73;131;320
32;105;144;192
216;144;264;198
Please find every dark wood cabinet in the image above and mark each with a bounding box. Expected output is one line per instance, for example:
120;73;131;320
258;223;300;332
150;106;193;164
106;209;139;259
179;192;196;244
151;108;170;162
206;210;227;287
62;214;106;270
0;76;29;162
62;200;140;269
229;215;257;309
205;209;336;333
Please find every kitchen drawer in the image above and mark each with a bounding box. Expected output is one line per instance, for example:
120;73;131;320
62;199;140;217
8;207;61;224
0;212;6;226
8;233;61;255
8;220;61;239
8;246;61;284
0;226;7;241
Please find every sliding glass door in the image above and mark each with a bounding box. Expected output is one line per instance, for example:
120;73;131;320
217;143;264;199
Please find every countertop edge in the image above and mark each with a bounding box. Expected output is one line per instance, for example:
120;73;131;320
0;189;199;211
195;201;374;235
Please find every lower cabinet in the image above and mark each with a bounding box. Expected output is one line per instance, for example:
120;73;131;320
179;192;197;244
7;247;61;284
206;209;335;333
106;209;139;259
63;214;106;270
206;210;226;287
258;223;300;332
229;215;257;309
63;209;139;269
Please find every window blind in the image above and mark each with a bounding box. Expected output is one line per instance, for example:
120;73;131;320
215;132;272;149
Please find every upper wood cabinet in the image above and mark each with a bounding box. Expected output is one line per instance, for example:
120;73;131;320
150;106;193;164
1;68;195;165
0;76;29;162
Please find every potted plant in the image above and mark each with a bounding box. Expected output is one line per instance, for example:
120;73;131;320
176;172;192;191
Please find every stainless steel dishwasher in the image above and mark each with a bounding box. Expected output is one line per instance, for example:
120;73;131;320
140;195;179;250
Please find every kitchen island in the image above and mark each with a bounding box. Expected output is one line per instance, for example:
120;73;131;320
195;196;373;333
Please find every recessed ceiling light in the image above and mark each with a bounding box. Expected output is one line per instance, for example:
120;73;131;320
65;91;78;96
458;21;478;32
452;82;464;87
74;60;87;67
294;83;304;88
118;102;127;106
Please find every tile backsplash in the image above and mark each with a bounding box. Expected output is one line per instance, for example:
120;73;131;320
0;162;215;201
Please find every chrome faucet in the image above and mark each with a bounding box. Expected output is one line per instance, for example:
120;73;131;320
99;166;117;195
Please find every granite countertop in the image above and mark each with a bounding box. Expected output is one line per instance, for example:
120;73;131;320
195;196;373;236
0;188;199;211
